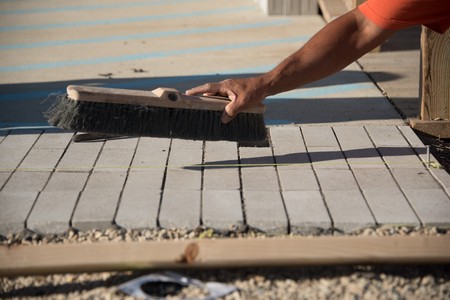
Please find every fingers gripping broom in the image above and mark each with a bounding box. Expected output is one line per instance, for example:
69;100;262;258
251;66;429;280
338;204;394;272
46;85;267;142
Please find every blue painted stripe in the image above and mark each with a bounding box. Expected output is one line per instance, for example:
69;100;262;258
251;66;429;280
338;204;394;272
0;35;309;73
0;6;254;32
0;123;51;131
0;19;290;50
0;0;202;15
264;82;375;102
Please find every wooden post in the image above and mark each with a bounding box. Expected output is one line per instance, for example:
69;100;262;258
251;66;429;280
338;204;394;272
410;27;450;138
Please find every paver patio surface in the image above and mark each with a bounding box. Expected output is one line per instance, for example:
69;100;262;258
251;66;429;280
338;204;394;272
1;0;449;236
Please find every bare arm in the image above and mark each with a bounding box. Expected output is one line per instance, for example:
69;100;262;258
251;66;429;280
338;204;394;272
186;8;396;123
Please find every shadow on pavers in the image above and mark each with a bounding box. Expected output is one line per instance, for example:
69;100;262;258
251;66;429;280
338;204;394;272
184;147;426;170
0;71;402;133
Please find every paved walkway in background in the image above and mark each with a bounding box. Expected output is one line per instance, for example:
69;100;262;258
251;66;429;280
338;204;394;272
1;0;449;236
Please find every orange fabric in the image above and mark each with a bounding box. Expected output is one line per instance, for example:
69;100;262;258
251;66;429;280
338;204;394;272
359;0;450;33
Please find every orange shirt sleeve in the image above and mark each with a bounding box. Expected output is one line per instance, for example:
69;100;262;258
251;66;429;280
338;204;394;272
358;0;450;34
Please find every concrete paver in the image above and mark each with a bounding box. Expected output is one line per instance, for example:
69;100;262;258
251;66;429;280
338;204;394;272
27;191;79;234
159;189;201;229
0;172;11;188
33;130;73;149
57;142;103;172
19;148;65;171
2;171;51;192
282;190;331;234
44;172;89;192
1;0;449;236
71;189;121;231
323;190;376;233
403;189;450;227
0;131;41;170
277;168;320;191
315;169;359;191
243;190;288;234
202;190;244;231
391;168;442;190
94;148;135;172
115;188;161;230
361;188;420;226
0;191;38;235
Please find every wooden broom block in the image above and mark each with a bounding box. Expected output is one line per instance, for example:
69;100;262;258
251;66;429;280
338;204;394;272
66;85;266;114
1;235;450;276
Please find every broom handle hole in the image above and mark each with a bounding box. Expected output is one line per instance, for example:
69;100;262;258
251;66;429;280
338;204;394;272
167;93;178;102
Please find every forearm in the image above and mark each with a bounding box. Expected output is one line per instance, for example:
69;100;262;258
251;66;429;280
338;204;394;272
260;8;395;97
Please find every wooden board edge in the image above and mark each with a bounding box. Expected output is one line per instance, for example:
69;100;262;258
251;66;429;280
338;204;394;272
409;118;450;138
1;235;450;277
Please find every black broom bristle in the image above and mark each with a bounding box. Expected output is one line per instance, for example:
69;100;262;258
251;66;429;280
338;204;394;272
45;94;267;142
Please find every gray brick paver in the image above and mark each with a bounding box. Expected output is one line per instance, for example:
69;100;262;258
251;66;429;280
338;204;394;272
333;126;385;169
159;189;201;229
377;147;425;169
315;169;359;191
391;168;441;190
361;188;420;226
84;172;127;191
94;148;135;172
301;126;338;148
403;189;450;227
203;169;240;190
270;126;306;152
239;146;279;191
27;191;79;234
432;169;450;194
365;126;409;147
241;168;279;191
308;147;348;170
115;188;160;229
0;131;41;170
103;137;139;149
0;172;11;189
322;190;375;233
19;148;65;171
243;190;288;235
202;190;244;231
44;172;89;191
333;126;374;149
71;189;121;231
353;168;399;190
33;130;73;149
2;171;51;192
204;141;240;190
277;168;320;191
0;191;39;235
57;141;103;172
282;190;331;234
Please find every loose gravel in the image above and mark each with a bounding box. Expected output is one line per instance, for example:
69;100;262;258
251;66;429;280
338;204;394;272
1;226;449;299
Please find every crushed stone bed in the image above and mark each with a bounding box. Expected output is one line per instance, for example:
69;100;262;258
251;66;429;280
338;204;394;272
1;226;449;299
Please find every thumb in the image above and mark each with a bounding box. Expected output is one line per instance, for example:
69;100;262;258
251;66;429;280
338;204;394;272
221;101;238;124
221;91;238;124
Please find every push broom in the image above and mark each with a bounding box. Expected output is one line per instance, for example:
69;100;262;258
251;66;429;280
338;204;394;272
45;85;267;142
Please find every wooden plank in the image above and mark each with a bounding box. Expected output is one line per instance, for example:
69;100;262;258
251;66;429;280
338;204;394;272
420;27;450;121
2;235;450;276
409;118;450;139
413;26;450;138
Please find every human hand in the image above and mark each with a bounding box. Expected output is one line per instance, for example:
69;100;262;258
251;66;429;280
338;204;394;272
185;77;267;124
